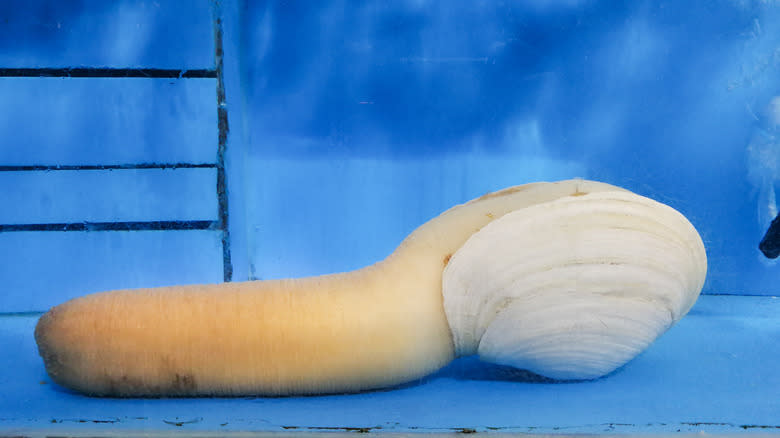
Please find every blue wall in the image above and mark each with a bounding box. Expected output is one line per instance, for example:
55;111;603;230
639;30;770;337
2;0;780;313
0;1;222;311
239;0;780;294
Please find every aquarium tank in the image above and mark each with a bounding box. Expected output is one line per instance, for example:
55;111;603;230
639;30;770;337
0;0;778;436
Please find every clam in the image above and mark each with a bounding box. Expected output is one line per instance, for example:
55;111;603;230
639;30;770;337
35;179;706;396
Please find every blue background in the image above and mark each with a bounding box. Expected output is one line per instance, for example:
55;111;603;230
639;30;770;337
1;1;779;435
1;0;780;307
239;0;780;294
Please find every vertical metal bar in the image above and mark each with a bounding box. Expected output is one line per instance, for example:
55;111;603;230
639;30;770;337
213;2;233;282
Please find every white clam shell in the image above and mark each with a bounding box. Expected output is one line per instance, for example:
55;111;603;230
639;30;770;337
442;190;707;380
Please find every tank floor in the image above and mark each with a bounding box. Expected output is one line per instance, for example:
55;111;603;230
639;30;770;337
1;295;778;436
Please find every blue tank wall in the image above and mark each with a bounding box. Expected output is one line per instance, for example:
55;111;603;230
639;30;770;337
0;0;223;311
239;0;780;295
1;0;779;313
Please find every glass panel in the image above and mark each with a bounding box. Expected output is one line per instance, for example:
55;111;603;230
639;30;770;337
240;1;780;294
